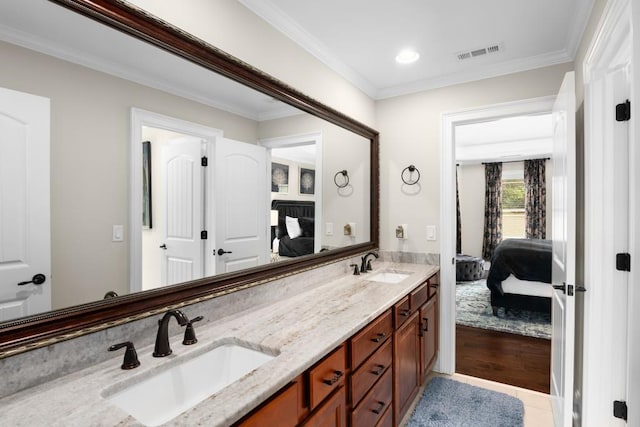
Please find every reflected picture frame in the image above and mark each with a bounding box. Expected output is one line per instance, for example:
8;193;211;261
271;162;289;194
299;167;315;195
142;141;152;228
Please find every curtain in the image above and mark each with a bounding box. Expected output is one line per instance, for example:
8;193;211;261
524;159;546;239
482;162;502;260
456;167;462;254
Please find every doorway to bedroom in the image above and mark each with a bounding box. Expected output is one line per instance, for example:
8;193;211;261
453;110;553;393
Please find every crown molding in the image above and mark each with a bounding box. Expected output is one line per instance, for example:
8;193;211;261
0;24;266;121
376;50;573;100
238;0;378;98
566;0;596;59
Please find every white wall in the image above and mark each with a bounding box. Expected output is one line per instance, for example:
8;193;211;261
376;62;573;254
126;0;376;127
0;41;258;309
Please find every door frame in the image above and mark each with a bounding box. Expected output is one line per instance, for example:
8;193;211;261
439;96;555;374
582;0;634;424
259;132;324;253
129;108;222;292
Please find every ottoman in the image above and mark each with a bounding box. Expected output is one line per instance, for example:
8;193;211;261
455;254;485;282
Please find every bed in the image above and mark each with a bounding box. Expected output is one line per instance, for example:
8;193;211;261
486;238;553;315
271;200;315;258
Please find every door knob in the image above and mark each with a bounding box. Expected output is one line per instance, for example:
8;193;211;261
17;274;46;286
159;244;167;250
217;248;233;256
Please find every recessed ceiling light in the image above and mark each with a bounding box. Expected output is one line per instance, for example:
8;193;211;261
395;49;420;64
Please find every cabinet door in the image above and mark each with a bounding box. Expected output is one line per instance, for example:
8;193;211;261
238;380;300;427
420;294;438;382
302;387;347;427
394;310;421;423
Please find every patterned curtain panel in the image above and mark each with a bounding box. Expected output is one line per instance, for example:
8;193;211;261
456;167;462;254
524;159;546;239
482;162;502;260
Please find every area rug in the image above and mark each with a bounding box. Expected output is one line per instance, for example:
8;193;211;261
456;279;551;339
407;377;524;427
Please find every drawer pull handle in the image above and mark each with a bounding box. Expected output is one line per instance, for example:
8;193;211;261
423;317;429;332
322;370;343;386
370;332;386;343
371;364;385;376
400;309;410;317
372;401;386;415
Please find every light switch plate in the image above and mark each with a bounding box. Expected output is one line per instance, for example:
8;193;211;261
112;225;124;242
426;225;436;241
326;222;334;236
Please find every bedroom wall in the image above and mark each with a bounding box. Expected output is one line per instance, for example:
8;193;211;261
457;161;554;259
376;62;573;255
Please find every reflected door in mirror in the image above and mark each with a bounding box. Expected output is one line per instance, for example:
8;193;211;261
0;87;51;320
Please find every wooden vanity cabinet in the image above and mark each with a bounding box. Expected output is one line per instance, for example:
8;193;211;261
393;310;422;423
420;290;438;382
236;272;439;427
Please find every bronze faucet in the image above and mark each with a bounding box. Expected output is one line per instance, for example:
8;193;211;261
153;309;189;357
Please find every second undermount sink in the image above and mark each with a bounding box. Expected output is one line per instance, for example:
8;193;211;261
365;270;412;284
103;340;276;426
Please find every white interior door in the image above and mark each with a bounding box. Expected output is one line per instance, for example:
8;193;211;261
212;137;268;274
161;137;204;285
551;71;576;426
0;87;51;320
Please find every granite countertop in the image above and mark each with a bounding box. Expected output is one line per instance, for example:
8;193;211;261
0;262;439;427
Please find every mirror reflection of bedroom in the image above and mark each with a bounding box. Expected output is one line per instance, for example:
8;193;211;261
454;113;553;394
269;142;320;261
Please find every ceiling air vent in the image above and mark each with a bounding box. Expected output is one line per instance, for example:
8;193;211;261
457;43;503;61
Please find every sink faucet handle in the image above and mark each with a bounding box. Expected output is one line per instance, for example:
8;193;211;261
108;341;140;370
183;315;204;345
350;264;360;275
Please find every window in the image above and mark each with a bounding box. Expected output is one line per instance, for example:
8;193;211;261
502;178;525;238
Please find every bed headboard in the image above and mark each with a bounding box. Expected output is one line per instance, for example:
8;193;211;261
271;200;315;239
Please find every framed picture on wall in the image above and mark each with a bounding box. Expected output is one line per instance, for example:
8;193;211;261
142;141;152;229
271;162;289;193
299;168;315;195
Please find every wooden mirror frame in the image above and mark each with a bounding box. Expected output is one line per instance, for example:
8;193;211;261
0;0;379;357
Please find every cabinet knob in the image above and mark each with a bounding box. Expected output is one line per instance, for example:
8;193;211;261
372;401;386;415
370;332;386;343
322;370;343;386
399;309;411;317
371;364;385;376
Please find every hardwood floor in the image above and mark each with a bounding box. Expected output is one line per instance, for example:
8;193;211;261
456;325;551;393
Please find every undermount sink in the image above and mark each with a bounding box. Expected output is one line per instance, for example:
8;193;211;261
365;270;412;284
103;341;276;426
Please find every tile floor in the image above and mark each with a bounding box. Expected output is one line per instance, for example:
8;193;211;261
401;373;553;426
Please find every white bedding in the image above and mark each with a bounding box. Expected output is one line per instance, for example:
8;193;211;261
500;275;552;298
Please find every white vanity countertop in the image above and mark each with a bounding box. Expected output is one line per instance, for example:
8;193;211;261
0;262;439;427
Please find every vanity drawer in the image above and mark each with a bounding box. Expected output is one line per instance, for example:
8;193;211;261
410;281;430;312
394;295;411;329
351;339;392;407
309;345;346;410
350;310;392;369
351;368;392;427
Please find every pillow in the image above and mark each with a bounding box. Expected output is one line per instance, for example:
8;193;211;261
298;217;315;237
285;216;302;239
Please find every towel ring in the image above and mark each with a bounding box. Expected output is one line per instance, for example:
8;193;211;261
401;165;420;185
334;170;349;188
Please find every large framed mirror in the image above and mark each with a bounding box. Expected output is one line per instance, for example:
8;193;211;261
0;0;378;356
